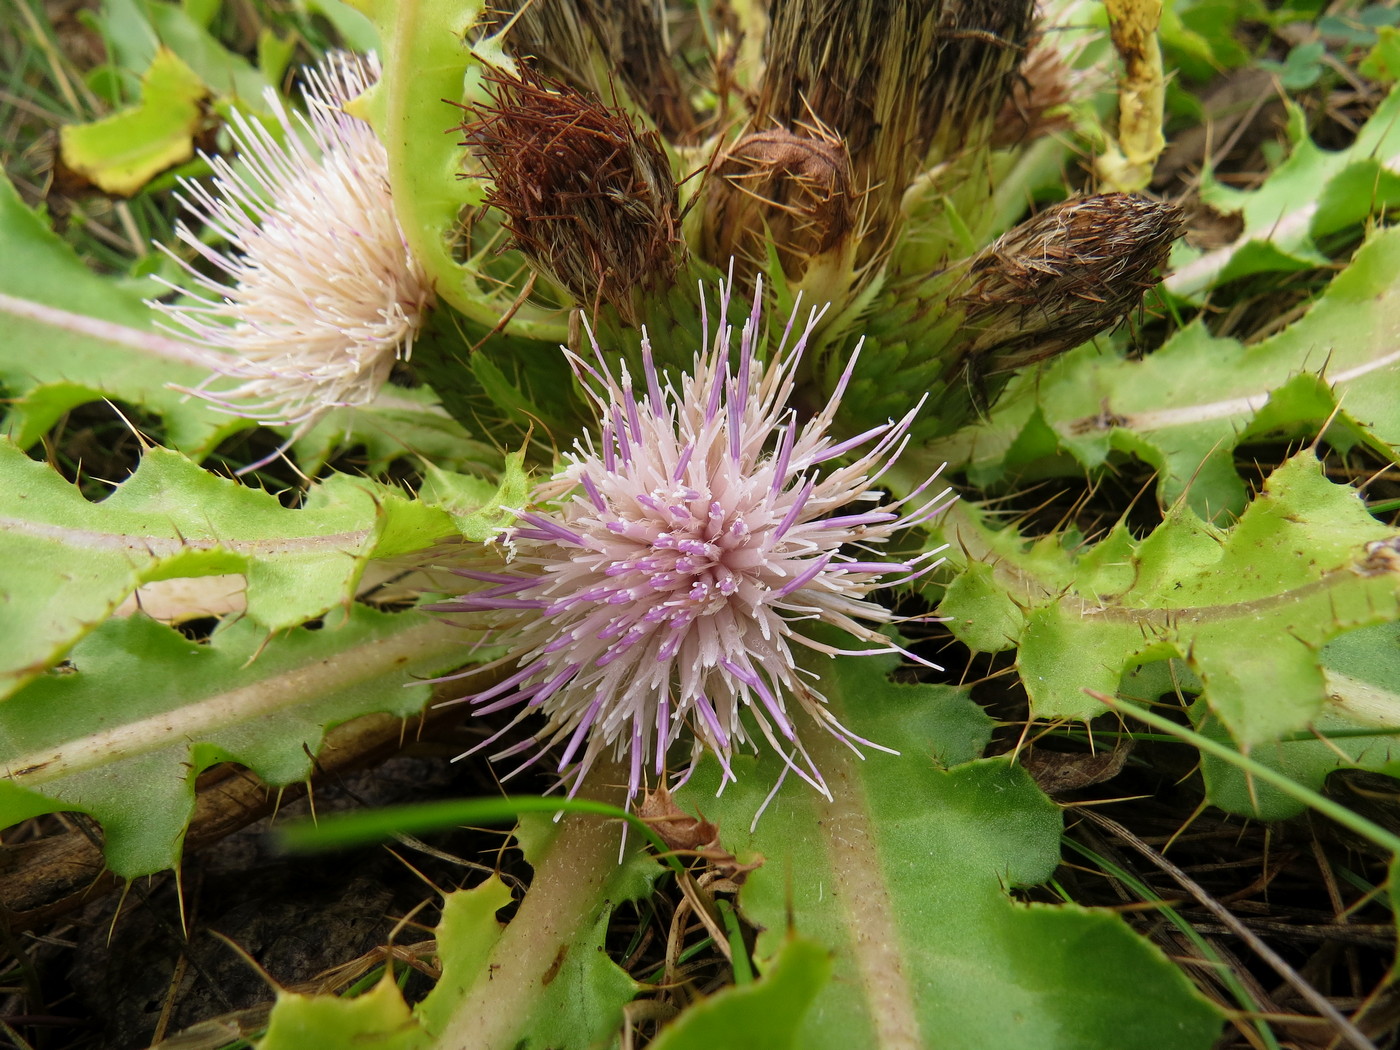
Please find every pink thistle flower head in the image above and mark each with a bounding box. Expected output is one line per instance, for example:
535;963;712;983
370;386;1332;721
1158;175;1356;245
150;53;433;469
435;275;954;808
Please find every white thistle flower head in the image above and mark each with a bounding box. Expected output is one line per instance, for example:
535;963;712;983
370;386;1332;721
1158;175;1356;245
150;53;433;470
432;274;954;809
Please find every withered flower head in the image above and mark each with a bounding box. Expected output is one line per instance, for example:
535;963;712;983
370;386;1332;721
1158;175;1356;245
490;0;695;140
701;124;857;306
949;192;1184;374
459;68;681;321
992;27;1086;148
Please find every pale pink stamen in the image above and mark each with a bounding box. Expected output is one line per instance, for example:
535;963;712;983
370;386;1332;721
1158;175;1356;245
149;53;433;470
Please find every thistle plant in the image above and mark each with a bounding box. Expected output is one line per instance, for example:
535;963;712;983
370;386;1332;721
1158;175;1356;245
437;0;1180;437
22;0;1400;1046
131;0;1186;817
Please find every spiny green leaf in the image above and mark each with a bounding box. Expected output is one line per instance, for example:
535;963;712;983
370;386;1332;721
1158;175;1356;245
1166;80;1400;300
268;812;655;1049
261;848;646;1050
259;977;422;1050
419;452;528;540
510;902;640;1050
678;644;1220;1050
0;607;471;876
290;389;507;479
1197;622;1400;819
0;441;509;695
940;452;1400;744
414;876;514;1036
927;224;1400;517
1109;695;1400;856
477;811;653;1049
648;934;831;1050
259;877;511;1050
0;168;233;452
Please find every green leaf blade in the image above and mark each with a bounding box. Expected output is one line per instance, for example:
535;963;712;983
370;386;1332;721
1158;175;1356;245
649;934;832;1050
0;608;470;876
678;646;1221;1049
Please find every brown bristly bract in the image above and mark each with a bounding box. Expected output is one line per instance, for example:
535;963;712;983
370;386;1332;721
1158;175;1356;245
488;0;697;141
458;67;682;323
952;193;1183;368
822;193;1183;441
749;0;1036;273
991;25;1085;149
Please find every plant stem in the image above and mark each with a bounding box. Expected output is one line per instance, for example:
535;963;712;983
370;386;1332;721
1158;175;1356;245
435;763;629;1050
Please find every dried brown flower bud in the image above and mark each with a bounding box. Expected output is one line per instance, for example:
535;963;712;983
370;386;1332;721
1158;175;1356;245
700;124;858;305
459;69;682;321
991;30;1083;148
947;193;1183;375
831;194;1182;439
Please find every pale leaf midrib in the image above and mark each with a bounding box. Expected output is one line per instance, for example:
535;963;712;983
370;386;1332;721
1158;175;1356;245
808;726;923;1050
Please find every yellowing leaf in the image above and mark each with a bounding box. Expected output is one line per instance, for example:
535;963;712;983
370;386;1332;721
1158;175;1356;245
59;47;208;196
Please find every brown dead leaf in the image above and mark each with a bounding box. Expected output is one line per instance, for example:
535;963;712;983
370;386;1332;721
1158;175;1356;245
637;784;763;884
1021;739;1134;796
638;784;720;852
